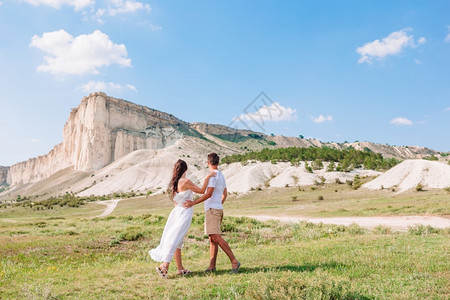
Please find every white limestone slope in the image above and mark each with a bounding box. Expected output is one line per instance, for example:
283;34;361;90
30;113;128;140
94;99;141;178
75;151;381;196
223;162;380;193
362;159;450;192
75;137;236;196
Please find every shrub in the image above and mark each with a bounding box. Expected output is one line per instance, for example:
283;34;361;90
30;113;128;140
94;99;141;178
118;227;144;241
312;159;324;170
423;155;438;161
143;215;165;225
352;175;363;190
318;195;324;200
110;239;120;246
347;223;367;235
373;225;392;235
326;162;336;172
416;183;424;192
408;225;441;235
221;222;239;232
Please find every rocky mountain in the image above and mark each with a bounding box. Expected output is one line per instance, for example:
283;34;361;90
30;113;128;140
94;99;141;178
5;92;215;187
0;166;9;189
0;92;446;199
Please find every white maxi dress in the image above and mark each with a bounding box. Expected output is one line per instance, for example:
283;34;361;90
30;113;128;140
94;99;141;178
149;190;194;263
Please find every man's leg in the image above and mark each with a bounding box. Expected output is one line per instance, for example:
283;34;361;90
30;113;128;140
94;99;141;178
210;234;239;268
208;237;219;269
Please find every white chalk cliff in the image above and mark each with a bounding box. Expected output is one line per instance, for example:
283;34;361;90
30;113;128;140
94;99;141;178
7;92;188;186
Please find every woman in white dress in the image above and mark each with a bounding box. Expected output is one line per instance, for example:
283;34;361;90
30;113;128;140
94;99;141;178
149;159;215;278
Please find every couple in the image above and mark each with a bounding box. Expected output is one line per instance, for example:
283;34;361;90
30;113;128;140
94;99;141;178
148;153;240;278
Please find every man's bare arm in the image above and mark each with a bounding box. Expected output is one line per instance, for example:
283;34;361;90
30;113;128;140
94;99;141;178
221;187;228;204
194;187;214;205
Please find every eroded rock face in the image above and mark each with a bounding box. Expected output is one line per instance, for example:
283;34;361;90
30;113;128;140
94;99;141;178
8;93;186;186
0;166;10;186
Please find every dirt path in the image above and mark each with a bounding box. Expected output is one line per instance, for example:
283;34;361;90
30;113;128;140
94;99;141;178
246;215;450;231
0;218;19;223
94;199;121;217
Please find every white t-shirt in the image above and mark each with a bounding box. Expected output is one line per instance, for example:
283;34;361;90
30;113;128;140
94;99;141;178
204;169;226;211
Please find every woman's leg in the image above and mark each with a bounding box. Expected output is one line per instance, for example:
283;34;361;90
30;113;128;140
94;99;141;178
174;248;184;271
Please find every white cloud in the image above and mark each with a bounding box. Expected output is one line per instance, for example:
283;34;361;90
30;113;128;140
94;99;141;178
444;107;450;111
414;59;421;64
312;114;333;123
390;117;413;126
30;30;131;75
108;0;151;16
234;102;297;123
357;29;425;64
78;81;137;92
445;26;450;43
22;0;93;11
30;138;39;143
96;8;105;17
149;24;162;31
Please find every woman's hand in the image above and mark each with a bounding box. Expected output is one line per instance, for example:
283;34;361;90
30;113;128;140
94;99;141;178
206;171;217;179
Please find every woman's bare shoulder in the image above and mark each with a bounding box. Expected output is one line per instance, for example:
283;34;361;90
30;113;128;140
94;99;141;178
178;177;190;184
178;178;191;188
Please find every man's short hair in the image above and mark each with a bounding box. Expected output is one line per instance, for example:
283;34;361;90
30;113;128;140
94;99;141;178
207;153;220;166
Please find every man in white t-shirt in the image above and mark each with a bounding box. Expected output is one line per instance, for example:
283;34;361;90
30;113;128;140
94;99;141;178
184;153;240;273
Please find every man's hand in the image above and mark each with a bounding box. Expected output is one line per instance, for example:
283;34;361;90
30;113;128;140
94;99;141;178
183;200;194;208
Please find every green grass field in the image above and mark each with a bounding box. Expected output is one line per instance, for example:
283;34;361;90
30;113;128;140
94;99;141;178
225;184;450;218
1;186;449;299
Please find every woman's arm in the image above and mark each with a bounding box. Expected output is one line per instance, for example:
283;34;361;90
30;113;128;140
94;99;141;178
182;172;216;194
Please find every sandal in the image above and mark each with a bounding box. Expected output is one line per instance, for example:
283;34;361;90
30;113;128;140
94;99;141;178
156;266;168;279
231;261;241;274
204;267;216;273
176;269;191;275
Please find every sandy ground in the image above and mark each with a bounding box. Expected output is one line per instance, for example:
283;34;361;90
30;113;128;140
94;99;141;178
94;199;121;217
89;198;450;231
246;215;450;231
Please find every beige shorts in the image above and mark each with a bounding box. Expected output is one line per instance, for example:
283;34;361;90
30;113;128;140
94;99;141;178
205;208;223;235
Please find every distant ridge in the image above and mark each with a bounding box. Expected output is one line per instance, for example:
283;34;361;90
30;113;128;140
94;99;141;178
0;92;446;198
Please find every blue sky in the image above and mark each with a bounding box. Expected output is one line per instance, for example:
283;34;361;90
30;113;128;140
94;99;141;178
0;1;449;166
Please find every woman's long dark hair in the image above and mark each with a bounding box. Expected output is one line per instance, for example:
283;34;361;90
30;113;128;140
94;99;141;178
167;159;188;199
